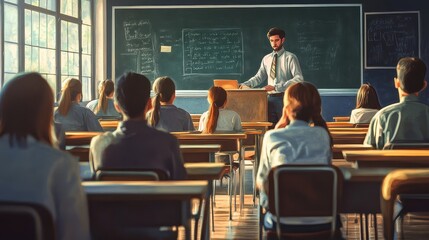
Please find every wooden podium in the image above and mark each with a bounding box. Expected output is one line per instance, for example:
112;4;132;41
224;89;267;122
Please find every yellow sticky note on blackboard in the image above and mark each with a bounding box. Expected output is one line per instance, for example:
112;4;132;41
160;46;172;53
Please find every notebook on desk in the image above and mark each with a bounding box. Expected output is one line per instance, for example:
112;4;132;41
213;79;239;90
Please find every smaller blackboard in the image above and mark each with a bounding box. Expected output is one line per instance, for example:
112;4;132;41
365;11;420;69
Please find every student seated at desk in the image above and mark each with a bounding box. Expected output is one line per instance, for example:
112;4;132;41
0;72;90;240
90;72;186;179
86;79;122;119
256;82;339;233
55;78;103;132
198;86;242;133
350;83;381;124
365;57;429;149
147;76;194;132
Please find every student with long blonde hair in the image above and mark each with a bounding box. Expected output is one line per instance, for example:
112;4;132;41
0;72;90;240
55;78;103;131
147;77;194;132
198;86;242;133
86;79;121;119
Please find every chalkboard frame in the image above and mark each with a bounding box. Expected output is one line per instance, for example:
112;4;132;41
112;4;363;96
364;11;421;69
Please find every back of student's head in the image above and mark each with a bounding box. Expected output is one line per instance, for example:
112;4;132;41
204;86;227;133
148;76;176;126
57;78;82;116
397;57;427;94
96;79;114;114
285;82;332;146
0;72;54;147
356;83;381;110
115;72;151;119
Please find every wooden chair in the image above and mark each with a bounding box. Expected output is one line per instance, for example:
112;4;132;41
263;165;342;240
381;169;429;240
0;201;55;240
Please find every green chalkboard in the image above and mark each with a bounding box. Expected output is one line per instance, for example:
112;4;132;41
113;5;362;90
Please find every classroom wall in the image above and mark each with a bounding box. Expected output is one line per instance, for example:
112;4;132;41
104;0;429;121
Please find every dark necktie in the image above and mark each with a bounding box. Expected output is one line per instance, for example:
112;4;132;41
270;53;277;80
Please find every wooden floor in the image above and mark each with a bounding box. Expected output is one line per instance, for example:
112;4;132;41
180;169;429;240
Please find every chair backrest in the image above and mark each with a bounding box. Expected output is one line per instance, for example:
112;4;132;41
267;165;341;239
95;169;169;181
0;201;55;240
383;141;429;150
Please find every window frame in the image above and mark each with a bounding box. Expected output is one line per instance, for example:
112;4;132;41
0;0;94;100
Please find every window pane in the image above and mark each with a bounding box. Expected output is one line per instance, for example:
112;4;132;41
4;74;16;83
5;0;18;4
25;46;32;71
61;21;68;51
47;0;55;11
39;14;47;47
45;74;57;95
82;0;91;25
82;25;91;54
39;48;48;73
47;15;56;48
25;9;32;45
61;52;68;74
39;0;47;9
31;47;39;71
4;43;19;73
4;4;18;42
81;77;91;101
31;11;40;46
47;49;56;74
61;0;78;17
69;23;78;52
82;54;91;77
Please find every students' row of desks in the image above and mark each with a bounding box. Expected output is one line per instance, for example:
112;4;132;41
82;162;226;240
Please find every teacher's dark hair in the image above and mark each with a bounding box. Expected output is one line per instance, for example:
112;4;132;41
115;72;151;119
267;27;285;39
0;72;55;147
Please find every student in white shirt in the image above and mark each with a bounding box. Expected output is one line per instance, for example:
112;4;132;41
198;86;242;133
257;82;340;234
350;83;381;124
0;72;90;240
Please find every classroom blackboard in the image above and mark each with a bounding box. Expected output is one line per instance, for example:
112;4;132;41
365;12;420;69
113;5;362;91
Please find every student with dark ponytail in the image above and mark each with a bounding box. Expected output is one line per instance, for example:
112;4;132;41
147;77;194;132
55;78;103;132
257;82;337;233
87;79;121;119
198;86;242;133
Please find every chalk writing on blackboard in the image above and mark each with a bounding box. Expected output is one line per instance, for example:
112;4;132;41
365;12;420;68
182;28;244;75
123;19;155;73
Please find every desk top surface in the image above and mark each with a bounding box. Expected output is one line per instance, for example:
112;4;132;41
343;149;429;162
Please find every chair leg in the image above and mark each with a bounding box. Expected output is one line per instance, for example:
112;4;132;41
211;193;215;232
373;213;378;240
359;213;365;240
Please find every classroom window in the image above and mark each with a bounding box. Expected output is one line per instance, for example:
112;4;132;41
3;3;19;85
1;0;93;100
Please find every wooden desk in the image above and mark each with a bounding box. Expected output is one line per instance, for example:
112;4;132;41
65;131;102;146
99;120;119;131
331;131;367;144
329;127;368;132
343;150;429;168
327;122;355;128
332;144;373;159
333;116;350;122
180;144;221;163
83;181;207;240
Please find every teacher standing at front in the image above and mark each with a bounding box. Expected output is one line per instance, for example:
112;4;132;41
240;27;304;127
